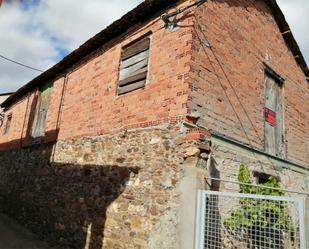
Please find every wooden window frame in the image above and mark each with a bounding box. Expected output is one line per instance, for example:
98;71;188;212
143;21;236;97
0;112;5;128
263;65;285;158
31;82;53;140
3;113;12;135
117;33;151;95
264;65;285;86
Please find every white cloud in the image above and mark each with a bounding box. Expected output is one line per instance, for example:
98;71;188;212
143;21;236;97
0;0;307;93
35;0;143;51
0;2;59;92
0;0;142;93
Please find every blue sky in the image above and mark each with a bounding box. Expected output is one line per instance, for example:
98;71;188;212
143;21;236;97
0;0;308;93
20;0;40;10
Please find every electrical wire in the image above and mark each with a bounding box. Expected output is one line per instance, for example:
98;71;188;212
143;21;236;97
160;0;286;177
0;54;44;73
191;13;298;179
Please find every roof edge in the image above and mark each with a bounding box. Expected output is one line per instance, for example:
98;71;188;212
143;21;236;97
0;92;14;97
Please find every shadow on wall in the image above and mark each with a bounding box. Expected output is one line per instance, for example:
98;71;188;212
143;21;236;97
205;156;222;248
0;137;139;249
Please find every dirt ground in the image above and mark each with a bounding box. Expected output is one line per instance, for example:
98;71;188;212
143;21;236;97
0;213;51;249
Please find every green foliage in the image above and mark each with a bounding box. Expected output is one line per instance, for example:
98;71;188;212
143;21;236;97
238;164;253;194
224;164;294;233
237;164;285;196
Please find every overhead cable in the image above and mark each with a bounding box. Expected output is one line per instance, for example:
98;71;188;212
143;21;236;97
0;54;44;73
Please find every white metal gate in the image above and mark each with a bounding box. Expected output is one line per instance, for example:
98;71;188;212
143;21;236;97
196;190;307;249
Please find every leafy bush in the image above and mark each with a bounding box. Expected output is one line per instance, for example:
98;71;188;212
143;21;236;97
224;164;294;247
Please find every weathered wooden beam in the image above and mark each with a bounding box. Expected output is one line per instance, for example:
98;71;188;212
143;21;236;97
119;71;147;87
119;59;148;81
120;50;149;69
281;30;291;35
118;80;146;95
121;38;150;60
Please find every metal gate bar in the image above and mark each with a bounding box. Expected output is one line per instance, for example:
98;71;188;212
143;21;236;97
196;190;307;249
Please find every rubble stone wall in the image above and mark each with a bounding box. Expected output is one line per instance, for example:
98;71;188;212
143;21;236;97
0;128;190;249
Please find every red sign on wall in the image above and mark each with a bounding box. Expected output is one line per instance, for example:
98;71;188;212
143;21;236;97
264;108;277;126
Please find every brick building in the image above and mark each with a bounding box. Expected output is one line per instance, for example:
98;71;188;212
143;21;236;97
0;0;308;248
0;92;12;110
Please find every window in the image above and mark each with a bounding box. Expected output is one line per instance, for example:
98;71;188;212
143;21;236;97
264;66;284;157
0;113;4;128
118;34;151;95
3;113;12;135
31;82;53;138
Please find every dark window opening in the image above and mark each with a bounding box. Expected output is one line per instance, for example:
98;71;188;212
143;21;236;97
118;34;151;95
253;171;280;184
264;66;284;157
3;113;12;135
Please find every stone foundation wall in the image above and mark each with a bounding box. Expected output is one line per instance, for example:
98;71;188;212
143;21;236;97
1;127;307;249
0;128;190;249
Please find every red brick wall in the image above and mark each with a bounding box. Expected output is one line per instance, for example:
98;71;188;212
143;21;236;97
188;0;309;165
0;0;194;149
1;0;309;167
53;11;192;141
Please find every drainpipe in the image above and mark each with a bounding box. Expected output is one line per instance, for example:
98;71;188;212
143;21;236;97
51;72;70;162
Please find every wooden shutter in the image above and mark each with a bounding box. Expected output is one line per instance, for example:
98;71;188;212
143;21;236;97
32;82;53;138
3;113;12;135
264;73;284;157
118;37;150;95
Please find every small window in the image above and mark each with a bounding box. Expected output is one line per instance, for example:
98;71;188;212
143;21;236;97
0;113;4;128
31;82;53;138
264;66;284;157
3;113;12;135
118;35;151;95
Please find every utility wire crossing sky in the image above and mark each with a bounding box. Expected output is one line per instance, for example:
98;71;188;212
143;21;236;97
0;54;44;72
0;0;308;93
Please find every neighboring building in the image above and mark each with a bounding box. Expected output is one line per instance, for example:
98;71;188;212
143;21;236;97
0;92;12;110
0;92;13;130
0;0;308;248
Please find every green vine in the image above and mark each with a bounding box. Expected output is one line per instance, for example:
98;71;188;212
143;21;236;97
224;164;295;247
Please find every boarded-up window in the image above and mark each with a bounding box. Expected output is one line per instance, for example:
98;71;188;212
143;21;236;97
3;113;12;135
118;35;150;95
31;82;53;138
264;68;284;157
